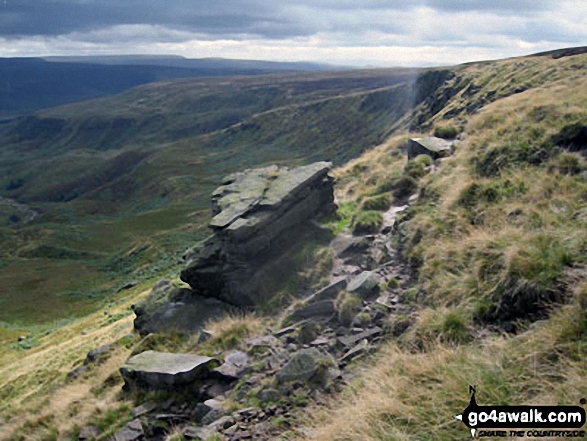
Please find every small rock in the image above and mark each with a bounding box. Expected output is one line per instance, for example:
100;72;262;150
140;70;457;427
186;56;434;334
375;294;394;309
209;415;235;430
224;424;239;436
273;326;297;338
198;398;226;425
338;327;382;347
297;322;321;345
67;366;87;380
407;136;453;160
203;381;228;399
213;350;250;380
78;425;99;440
118;282;137;292
304;278;347;303
113;419;143;441
258;388;281;403
84;344;111;365
153;413;185;422
288;300;335;322
198;329;214;343
309;335;330;347
231;431;253;440
245;335;280;351
194;402;214;423
131;401;157;418
276;348;335;385
340;339;369;363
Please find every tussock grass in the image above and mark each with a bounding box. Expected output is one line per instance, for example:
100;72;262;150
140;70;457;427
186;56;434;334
299;52;587;440
204;314;265;351
303;284;587;440
0;286;142;440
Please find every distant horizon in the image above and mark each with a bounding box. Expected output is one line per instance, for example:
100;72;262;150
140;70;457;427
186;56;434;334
2;45;586;69
1;1;585;67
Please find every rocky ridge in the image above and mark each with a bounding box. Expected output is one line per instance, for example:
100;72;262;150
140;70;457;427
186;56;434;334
105;194;416;440
85;151;446;440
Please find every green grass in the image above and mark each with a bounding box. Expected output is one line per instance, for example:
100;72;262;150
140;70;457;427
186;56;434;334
433;125;459;139
352;210;383;234
361;193;392;211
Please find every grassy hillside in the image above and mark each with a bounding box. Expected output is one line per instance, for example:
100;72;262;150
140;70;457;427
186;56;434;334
0;49;586;440
298;51;587;440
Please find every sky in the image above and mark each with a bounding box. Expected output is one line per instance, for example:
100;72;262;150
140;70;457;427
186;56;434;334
0;0;586;67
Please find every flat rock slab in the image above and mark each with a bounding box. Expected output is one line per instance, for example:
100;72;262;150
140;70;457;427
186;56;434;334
120;351;220;389
340;339;370;363
407;137;453;160
304;277;347;303
131;401;157;418
113;419;143;441
338;327;382;347
209;162;331;231
273;326;297;338
289;300;335;322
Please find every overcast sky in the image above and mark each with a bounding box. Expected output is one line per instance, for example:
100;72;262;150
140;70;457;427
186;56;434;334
0;0;585;66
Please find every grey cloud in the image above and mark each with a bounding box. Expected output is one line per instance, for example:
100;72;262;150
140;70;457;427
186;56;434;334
0;0;558;40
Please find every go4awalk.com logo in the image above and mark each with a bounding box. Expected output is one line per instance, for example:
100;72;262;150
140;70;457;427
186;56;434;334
454;386;586;438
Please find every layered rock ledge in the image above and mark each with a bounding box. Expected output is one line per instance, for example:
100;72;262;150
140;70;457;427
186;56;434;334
180;162;336;307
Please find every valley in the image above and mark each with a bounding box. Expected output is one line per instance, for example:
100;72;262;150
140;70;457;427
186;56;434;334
0;67;425;326
0;47;586;440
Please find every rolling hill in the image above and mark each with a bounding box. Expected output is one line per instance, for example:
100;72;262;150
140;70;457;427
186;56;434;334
0;56;334;119
2;47;584;326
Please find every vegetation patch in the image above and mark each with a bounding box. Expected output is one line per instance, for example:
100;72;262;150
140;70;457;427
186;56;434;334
361;193;392;211
433;125;459;139
352;210;383;234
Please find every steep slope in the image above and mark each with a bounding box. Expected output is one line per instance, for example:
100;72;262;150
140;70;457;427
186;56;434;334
299;50;587;440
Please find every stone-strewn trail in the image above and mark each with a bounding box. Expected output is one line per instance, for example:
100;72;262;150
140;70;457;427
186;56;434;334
108;210;414;440
74;154;444;440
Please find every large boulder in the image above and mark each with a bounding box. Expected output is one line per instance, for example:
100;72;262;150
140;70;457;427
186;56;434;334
120;351;220;390
181;162;336;307
407;136;453;160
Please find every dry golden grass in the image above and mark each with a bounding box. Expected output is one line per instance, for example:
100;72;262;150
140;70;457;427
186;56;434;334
204;313;266;351
295;52;587;440
301;287;587;440
0;285;149;440
333;135;409;203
